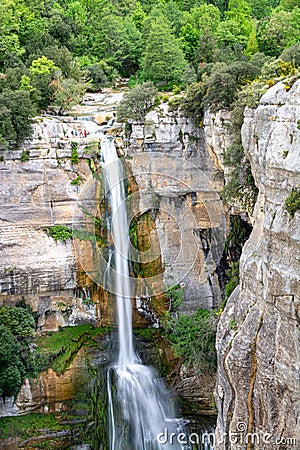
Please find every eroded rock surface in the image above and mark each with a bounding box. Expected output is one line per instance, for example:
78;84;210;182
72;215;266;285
126;103;227;312
215;81;300;449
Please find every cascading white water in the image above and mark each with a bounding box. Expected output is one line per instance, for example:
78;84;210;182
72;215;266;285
101;135;185;450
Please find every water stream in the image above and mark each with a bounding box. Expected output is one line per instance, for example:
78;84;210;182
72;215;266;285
100;135;185;450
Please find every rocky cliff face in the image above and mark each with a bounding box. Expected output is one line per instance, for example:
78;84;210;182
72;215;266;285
126;103;227;313
0;115;101;330
215;81;300;449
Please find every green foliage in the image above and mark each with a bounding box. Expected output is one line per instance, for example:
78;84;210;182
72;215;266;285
0;90;35;148
284;188;300;218
257;7;300;57
71;141;79;164
29;56;58;76
0;413;68;440
140;15;188;86
52;77;87;114
228;317;238;331
225;261;240;299
0;304;37;398
117;81;157;123
280;43;300;67
0;306;35;338
71;175;83;185
47;225;73;242
164;284;184;311
201;61;260;111
164;308;217;373
20;148;30;162
36;325;110;375
85;61;116;91
0;0;298;149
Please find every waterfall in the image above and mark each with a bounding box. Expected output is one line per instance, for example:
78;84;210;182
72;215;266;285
100;135;184;450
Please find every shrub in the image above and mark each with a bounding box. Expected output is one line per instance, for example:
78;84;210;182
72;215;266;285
0;90;35;148
20;149;30;162
201;61;260;111
164;308;217;373
225;261;240;299
116;81;158;123
284;188;300;218
71;141;79;164
0;305;36;398
280;43;300;68
47;225;73;241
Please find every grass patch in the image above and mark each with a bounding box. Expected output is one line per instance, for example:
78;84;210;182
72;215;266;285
133;328;163;341
0;413;66;440
36;325;110;375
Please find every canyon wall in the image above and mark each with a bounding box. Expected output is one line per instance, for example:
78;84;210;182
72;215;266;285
0;115;101;330
126;103;227;313
215;81;300;449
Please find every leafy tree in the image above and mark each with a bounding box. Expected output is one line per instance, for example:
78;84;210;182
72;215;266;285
164;308;217;373
179;23;200;62
257;7;300;56
27;56;60;110
42;46;81;79
85;61;115;91
280;0;299;11
0;306;35;339
280;43;300;67
117;81;157;123
51;76;87;114
29;56;58;75
0;325;23;397
201;61;259;111
131;1;147;31
180;81;205;123
0;305;37;398
122;16;143;74
188;4;221;34
0;0;24;66
247;0;280;19
164;0;184;36
0;90;35;147
140;15;187;86
216;0;255;48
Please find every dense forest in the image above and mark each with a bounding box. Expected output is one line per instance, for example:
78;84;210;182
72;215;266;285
1;0;299;213
1;0;300;145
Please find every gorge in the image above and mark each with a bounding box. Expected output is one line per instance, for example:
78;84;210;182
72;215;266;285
0;79;299;450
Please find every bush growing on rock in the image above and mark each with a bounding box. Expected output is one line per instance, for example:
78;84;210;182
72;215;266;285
117;81;157;123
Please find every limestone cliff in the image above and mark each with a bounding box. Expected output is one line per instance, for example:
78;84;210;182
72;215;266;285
126;103;227;313
0;115;101;329
215;81;300;449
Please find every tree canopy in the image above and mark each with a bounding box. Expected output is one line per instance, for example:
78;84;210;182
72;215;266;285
0;0;298;149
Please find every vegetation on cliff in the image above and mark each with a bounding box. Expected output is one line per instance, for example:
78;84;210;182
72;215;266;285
0;301;110;399
0;0;299;149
